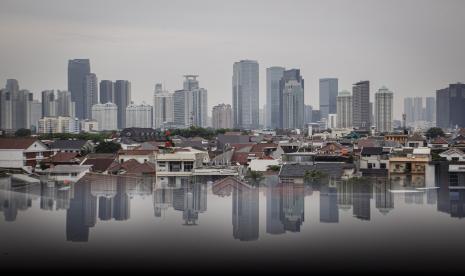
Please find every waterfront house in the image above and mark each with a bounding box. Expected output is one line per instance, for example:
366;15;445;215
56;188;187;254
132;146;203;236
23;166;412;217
359;147;390;176
428;137;449;149
44;164;92;182
0;138;52;170
117;149;155;164
406;133;426;148
388;147;430;175
439;148;465;175
49;139;94;154
155;147;209;176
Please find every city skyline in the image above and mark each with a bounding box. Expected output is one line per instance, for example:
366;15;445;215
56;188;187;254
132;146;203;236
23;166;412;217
1;0;464;120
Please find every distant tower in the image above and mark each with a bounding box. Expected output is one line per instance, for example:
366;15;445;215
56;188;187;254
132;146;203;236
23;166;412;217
232;60;259;130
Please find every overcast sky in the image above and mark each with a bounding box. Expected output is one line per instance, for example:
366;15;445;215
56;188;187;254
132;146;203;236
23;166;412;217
1;0;465;119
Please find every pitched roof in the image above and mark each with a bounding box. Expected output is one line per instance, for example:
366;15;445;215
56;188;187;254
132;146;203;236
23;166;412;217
361;147;384;156
250;143;278;153
0;138;37;149
408;133;425;141
126;162;156;174
439;148;465;156
82;158;115;172
50;140;89;149
118;149;155;155
231;152;263;165
430;137;449;144
45;165;92;173
48;152;79;163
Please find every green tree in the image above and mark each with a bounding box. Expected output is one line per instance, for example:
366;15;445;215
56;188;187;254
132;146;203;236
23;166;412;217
15;128;31;137
246;169;264;186
267;165;281;172
95;141;122;153
425;127;444;139
304;169;327;183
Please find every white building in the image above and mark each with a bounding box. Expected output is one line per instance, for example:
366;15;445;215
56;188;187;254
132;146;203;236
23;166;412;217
44;165;92;182
81;119;99;132
336;90;352;128
327;114;337;129
212;103;233;129
155;147;209;177
92;102;118;131
375;86;393;133
172;76;208;129
153;84;174;129
38;116;80;134
126;103;153;128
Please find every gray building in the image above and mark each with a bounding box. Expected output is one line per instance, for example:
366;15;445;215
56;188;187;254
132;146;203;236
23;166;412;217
42;90;57;117
172;76;208;128
100;80;115;104
280;69;305;130
425;96;436;124
0;79;33;130
436;83;465;129
68;59;91;119
29;100;42;131
173;89;193;128
374;86;393;133
352;80;370;130
336;90;352;128
304;105;313;124
57;90;75;118
266;66;285;129
84;73;98;120
319;78;338;120
212;103;233;129
232;60;259;130
403;97;414;125
115;80;131;129
413;97;424;122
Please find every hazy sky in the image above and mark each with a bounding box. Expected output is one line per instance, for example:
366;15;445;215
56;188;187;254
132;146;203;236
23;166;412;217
1;0;465;119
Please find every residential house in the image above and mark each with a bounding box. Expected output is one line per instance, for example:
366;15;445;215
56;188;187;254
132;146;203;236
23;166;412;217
44;165;92;182
389;147;431;175
49;140;94;154
155;147;209;177
117;149;155;164
359;147;390;176
0;138;52;170
428;136;449;149
406;133;426;148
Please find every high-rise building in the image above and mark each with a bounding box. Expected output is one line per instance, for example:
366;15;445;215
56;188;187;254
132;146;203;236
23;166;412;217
374;86;393;133
191;87;208;128
413;97;424;123
280;69;305;129
84;73;98;120
125;103;153;128
352;81;370;130
425;97;436;124
212;103;233;129
57;90;75;118
29;100;42;131
403;97;414;125
436;83;465;129
153;83;174;129
173;76;208;128
100;80;115;104
0;80;33;130
68;59;91;119
266;66;285;129
327;114;337;129
232;60;259;130
38;116;80;134
336;90;352;128
304;105;313;124
91;102;118;131
319;78;338;120
114;80;131;129
173;89;193;128
42;90;57;117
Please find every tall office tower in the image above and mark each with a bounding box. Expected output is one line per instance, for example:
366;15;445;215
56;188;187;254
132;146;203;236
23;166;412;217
99;80;114;104
336;90;353;128
91;102;118;131
0;80;32;130
425;97;436;124
312;109;321;123
68;59;90;119
266;66;285;129
319;78;338;120
212;103;233;129
232;60;259;130
153;84;174;129
327;114;337;129
304;105;313;124
114;80;131;129
232;186;259;241
374;86;393;133
352;80;370;130
403;97;414;125
57;90;75;117
191;87;208;127
42;90;57;117
369;102;374;127
84;73;98;119
436;83;465;129
173;89;193;128
183;75;199;90
29;100;42;131
413;97;424;122
125;103;153;128
280;69;305;129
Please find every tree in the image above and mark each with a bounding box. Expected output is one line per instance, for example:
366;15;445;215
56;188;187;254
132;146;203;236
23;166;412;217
15;128;31;137
267;165;281;172
425;127;444;139
95;141;121;153
246;169;264;186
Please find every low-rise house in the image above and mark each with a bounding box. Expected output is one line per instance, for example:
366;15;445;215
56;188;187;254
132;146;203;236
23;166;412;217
0;138;52;170
248;158;280;172
49;140;94;154
108;159;156;175
406;133;426;148
389;148;430;175
44;165;92;182
155;147;209;176
42;152;81;167
439;148;465;174
317;142;348;156
428;137;449;149
117;149;155;164
359;147;390;176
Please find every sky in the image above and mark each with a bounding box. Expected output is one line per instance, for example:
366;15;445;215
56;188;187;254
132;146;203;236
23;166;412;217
1;0;465;120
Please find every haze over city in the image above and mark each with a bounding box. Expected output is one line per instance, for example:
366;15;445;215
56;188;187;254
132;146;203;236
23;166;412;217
1;0;465;119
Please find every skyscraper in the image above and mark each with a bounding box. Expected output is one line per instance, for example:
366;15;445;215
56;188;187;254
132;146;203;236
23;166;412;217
84;73;98;120
0;79;33;130
266;66;285;129
100;80;115;104
425;97;436;124
42;90;57;117
403;97;414;125
280;69;305;129
413;97;424;122
436;83;465;129
114;80;131;129
336;90;352;128
212;103;233;129
173;89;193;128
56;90;75;118
29;100;42;131
172;76;208;128
191;87;208;128
374;86;393;133
319;78;338;120
68;59;90;119
232;60;259;130
304;105;313;124
153;83;174;129
352;80;370;130
91;102;118;131
125;103;153;128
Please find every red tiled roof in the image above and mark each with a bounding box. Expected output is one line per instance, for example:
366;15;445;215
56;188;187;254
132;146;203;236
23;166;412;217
118;149;155;155
0;138;37;149
250;143;278;153
431;137;449;144
82;158;116;172
231;152;263;165
126;162;156;174
49;152;79;163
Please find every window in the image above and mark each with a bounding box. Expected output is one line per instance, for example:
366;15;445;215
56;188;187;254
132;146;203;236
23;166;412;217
71;173;78;176
380;163;386;169
184;162;194;172
169;162;182;172
452;157;459;162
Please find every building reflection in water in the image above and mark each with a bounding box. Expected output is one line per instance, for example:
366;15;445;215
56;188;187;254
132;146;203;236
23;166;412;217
375;178;394;215
0;177;36;222
66;179;96;242
320;182;339;223
172;177;207;225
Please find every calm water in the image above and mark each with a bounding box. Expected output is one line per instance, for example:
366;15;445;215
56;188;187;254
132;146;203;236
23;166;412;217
1;164;465;272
